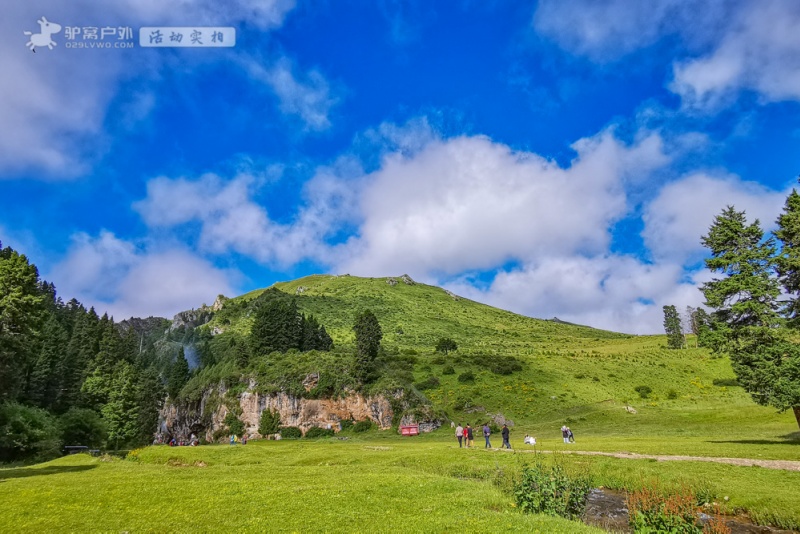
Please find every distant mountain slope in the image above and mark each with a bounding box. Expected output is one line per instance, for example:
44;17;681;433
209;274;628;350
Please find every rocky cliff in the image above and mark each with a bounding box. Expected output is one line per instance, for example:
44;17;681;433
158;382;407;442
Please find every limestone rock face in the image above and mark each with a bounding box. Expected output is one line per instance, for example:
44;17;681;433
169;308;214;332
158;384;396;442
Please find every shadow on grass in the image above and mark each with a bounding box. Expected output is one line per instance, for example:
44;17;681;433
707;432;800;446
0;464;97;482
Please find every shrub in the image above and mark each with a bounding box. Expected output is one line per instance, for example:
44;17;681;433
626;484;706;533
634;385;653;399
441;365;455;375
514;462;592;520
415;376;440;391
258;410;281;436
223;412;245;436
304;427;335;439
59;408;107;448
352;420;373;433
279;426;302;439
666;389;678;400
435;337;458;354
457;371;475;383
339;419;354;431
0;402;62;462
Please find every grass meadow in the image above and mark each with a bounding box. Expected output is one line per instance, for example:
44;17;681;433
5;274;800;531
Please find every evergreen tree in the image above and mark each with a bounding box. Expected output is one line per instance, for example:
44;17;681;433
135;365;165;443
353;310;382;383
700;206;782;341
167;348;190;400
775;188;800;325
662;305;684;349
0;244;47;401
102;362;141;449
701;205;800;429
28;315;69;409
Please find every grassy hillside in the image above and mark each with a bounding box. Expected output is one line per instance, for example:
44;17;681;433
200;274;798;453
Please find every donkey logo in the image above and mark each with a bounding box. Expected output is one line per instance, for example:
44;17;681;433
24;17;62;52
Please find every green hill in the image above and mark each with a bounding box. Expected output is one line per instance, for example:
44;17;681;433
196;274;796;449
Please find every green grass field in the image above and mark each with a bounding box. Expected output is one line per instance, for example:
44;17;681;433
5;274;799;531
3;432;799;532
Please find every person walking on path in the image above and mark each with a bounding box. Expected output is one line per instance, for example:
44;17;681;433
561;425;569;444
483;423;492;448
501;424;511;449
465;424;474;448
455;423;464;448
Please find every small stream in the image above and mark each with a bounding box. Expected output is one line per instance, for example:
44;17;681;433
581;488;797;534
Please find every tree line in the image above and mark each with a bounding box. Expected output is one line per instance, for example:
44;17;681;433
0;242;167;461
663;185;800;429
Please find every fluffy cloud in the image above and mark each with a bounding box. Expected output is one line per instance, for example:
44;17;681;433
532;0;720;60
671;0;800;108
48;231;235;319
134;169;358;266
642;173;790;262
446;256;707;335
534;0;800;108
2;0;299;177
243;57;337;131
335;128;668;276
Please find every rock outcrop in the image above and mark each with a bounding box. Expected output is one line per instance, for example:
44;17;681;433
158;382;401;442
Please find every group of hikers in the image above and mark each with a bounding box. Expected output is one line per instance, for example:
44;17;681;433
454;423;575;448
454;423;512;449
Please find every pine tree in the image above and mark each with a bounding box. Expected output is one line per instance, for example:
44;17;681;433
700;206;782;340
102;362;141;449
662;305;684;349
775;188;800;325
0;244;47;401
353;310;382;384
28;315;68;409
167;348;190;400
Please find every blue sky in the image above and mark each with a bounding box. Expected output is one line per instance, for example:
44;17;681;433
2;0;799;333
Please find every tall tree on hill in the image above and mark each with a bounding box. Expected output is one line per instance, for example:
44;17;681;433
701;205;800;429
250;299;303;355
167;348;190;400
775;187;800;326
0;244;47;402
28;315;69;410
301;314;333;352
353;310;382;384
662;305;684;349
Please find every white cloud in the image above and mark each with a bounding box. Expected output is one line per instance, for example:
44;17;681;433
48;231;236;319
642;173;789;262
134;168;358;266
335;127;669;276
243;57;337;131
446;256;707;335
534;0;800;109
671;0;800;108
532;0;719;60
1;0;297;177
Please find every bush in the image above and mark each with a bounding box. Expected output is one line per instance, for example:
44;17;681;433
339;419;353;431
626;484;705;533
352;420;373;433
59;408;107;448
634;385;653;399
666;389;678;400
457;371;475;383
415;376;440;391
514;462;592;520
441;365;455;375
0;402;62;463
435;337;458;354
279;426;302;439
258;410;281;436
223;412;245;436
304;427;335;439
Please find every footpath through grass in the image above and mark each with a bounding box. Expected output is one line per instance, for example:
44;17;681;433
4;434;800;532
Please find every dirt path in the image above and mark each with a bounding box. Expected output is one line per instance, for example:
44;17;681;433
509;448;800;471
